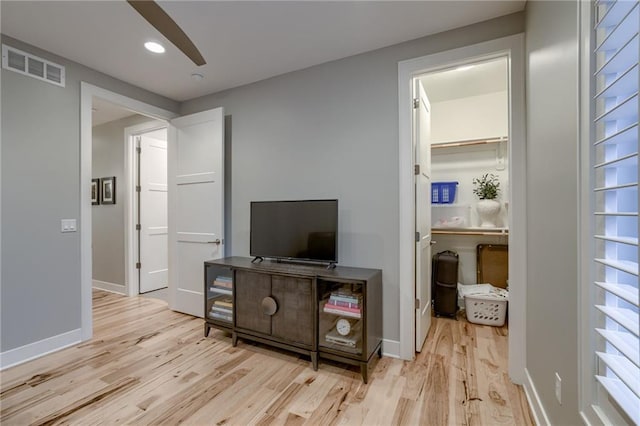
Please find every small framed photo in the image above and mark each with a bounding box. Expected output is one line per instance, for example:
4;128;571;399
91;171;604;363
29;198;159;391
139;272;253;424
101;177;116;205
91;178;100;205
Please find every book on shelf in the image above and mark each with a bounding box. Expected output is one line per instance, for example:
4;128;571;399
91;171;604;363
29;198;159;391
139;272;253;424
324;324;361;348
213;278;232;289
323;305;361;319
323;309;361;319
328;296;361;308
210;305;232;314
213;297;233;308
210;285;233;294
209;311;232;322
215;275;232;282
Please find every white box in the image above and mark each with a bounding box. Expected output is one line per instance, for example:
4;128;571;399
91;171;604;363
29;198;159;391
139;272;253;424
432;204;471;228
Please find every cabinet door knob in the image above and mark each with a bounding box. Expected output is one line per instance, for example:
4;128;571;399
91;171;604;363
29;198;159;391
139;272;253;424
261;297;278;316
207;239;222;245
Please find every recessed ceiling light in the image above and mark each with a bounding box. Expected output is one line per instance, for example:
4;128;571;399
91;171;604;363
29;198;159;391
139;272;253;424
191;73;204;81
456;65;474;72
144;41;165;54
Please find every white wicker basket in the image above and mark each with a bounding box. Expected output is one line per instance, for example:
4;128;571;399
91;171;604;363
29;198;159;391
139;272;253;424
464;294;507;326
459;284;508;326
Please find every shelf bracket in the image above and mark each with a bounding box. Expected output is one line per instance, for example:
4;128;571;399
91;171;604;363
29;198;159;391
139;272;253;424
496;140;506;171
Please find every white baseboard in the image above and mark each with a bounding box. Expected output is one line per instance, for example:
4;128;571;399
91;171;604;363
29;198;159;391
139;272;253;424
92;279;126;295
523;368;551;426
0;328;82;371
382;338;400;358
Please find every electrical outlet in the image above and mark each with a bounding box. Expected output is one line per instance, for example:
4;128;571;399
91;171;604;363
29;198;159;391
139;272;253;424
555;372;562;404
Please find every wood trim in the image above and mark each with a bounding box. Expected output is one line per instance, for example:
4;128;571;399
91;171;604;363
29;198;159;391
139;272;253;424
433;228;509;236
431;136;508;149
0;328;81;370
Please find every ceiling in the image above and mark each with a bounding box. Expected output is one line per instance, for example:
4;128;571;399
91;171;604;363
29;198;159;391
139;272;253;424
419;57;507;103
1;1;525;102
92;97;139;126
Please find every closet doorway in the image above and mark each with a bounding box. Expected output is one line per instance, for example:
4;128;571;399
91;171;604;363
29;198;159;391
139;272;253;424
398;35;526;383
420;57;510;295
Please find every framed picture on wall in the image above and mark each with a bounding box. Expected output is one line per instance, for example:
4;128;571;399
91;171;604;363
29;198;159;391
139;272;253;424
101;176;116;205
91;178;100;205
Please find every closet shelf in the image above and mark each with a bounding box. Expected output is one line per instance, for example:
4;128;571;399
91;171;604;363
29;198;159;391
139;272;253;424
432;227;509;236
431;136;508;150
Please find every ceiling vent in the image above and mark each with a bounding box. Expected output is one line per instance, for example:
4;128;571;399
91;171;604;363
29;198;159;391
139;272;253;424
2;44;65;87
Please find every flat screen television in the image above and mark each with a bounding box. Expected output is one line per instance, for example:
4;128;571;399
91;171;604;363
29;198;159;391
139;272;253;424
250;199;338;264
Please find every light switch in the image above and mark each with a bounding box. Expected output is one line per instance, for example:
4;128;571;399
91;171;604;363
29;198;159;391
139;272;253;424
61;219;77;233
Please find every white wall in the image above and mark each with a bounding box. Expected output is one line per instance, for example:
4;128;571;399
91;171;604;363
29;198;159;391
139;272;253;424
525;0;580;424
431;91;508;143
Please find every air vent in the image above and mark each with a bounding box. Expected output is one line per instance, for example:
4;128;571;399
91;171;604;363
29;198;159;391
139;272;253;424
2;44;65;87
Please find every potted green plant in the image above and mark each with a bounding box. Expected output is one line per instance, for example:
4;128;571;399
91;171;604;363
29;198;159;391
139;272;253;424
473;173;501;227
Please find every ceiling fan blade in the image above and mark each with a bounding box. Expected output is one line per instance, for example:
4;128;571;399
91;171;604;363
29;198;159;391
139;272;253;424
127;0;206;66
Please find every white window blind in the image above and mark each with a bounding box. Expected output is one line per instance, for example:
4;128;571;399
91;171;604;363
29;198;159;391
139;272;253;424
592;0;639;424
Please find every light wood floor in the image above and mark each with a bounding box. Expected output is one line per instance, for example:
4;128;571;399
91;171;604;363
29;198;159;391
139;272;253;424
0;290;533;425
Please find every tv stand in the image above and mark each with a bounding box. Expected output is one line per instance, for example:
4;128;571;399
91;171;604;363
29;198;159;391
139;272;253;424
251;256;264;263
204;256;382;382
326;262;337;270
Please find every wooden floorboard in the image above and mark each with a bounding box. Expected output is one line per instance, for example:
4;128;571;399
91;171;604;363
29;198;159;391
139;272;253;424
0;290;534;425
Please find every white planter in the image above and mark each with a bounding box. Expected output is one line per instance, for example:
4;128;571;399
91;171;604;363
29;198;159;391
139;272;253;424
476;199;501;228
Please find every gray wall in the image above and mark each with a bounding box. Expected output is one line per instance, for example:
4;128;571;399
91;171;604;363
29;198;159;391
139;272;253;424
525;1;580;424
0;35;178;352
182;12;525;343
92;115;162;286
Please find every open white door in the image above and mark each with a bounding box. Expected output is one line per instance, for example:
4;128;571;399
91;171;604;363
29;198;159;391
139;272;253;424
138;131;168;293
415;79;432;352
168;108;224;317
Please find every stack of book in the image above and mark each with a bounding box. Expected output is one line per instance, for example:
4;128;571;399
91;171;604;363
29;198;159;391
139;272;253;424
209;296;232;322
325;321;362;348
323;291;362;319
211;276;233;293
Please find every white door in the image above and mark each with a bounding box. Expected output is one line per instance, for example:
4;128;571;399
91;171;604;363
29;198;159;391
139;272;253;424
415;79;432;352
168;108;225;317
138;131;168;293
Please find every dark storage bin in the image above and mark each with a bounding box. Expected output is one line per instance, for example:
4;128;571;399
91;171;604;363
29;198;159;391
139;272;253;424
432;250;459;318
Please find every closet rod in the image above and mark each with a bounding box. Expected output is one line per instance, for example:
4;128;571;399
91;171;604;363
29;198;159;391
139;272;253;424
432;229;509;236
431;136;507;150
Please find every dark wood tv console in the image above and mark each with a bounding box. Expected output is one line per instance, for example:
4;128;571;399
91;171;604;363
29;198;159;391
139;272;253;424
204;256;382;383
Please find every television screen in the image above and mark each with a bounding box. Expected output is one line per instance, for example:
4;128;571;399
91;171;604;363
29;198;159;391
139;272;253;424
250;199;338;263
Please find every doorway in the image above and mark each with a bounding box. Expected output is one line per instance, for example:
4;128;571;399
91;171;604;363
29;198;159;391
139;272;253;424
398;34;526;383
80;83;176;340
124;124;169;297
91;99;169;300
415;57;509;352
81;83;226;340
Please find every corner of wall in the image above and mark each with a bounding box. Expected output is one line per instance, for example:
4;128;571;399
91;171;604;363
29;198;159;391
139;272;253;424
523;368;552;426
